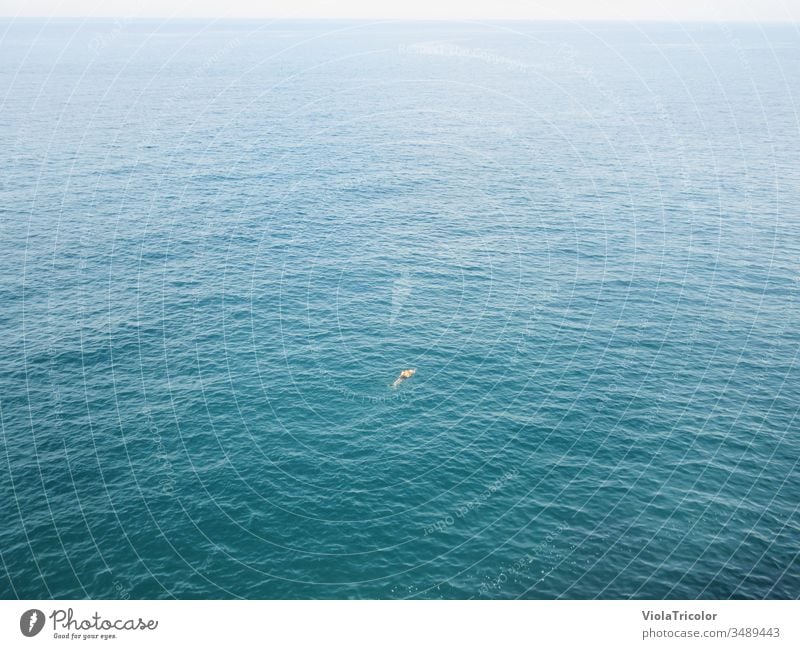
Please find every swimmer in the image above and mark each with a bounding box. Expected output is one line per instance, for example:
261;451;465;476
392;368;416;388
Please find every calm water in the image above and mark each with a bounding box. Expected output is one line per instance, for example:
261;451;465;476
1;20;799;599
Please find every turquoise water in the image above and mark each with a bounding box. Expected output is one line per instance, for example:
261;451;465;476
1;20;799;599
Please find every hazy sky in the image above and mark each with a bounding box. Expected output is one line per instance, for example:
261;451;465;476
3;0;799;21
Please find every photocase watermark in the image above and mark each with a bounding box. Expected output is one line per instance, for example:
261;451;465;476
145;36;242;145
389;268;413;327
549;40;694;193
315;366;412;404
19;608;158;640
19;609;45;637
510;284;562;363
335;174;371;193
113;579;132;600
477;521;570;596
400;42;532;74
144;406;177;495
87;6;144;55
424;467;520;536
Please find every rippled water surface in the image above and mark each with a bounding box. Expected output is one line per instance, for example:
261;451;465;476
1;20;799;598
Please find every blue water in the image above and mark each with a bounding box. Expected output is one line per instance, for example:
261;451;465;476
1;19;799;599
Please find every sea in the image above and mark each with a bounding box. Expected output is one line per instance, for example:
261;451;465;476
0;19;798;599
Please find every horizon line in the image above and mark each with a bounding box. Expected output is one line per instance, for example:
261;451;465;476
1;15;798;24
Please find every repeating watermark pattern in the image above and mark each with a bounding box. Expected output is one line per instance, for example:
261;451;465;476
400;42;532;73
88;15;137;55
144;406;177;496
146;36;243;145
477;521;570;597
548;39;694;193
113;579;132;600
315;366;413;404
424;467;520;536
389;268;413;327
510;284;562;363
3;15;797;606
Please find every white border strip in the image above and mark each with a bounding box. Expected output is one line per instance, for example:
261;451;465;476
1;600;797;648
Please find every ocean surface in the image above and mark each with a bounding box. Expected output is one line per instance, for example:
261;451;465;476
1;19;798;599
